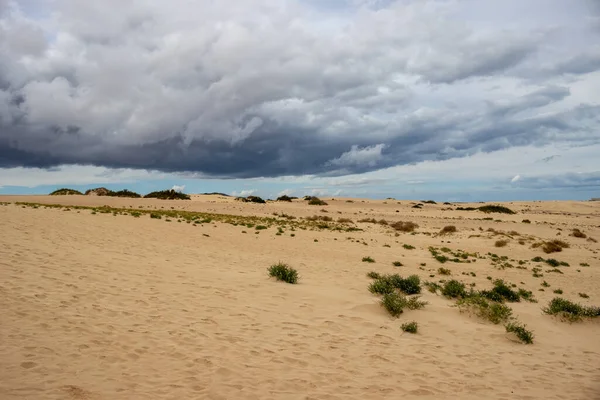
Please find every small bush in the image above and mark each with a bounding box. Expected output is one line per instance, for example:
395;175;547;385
457;296;513;324
50;188;83;195
396;275;422;295
442;280;467;298
381;292;427;317
367;271;382;279
483;280;521;302
478;205;516;214
522;219;531;224
369;278;394;295
390;221;418;232
542;240;569;254
403;244;416;250
439;225;457;235
572;229;587;238
543;297;600;321
268;263;299;284
505;322;534;344
495;240;508;248
276;195;293;202
308;197;328;206
255;225;268;230
150;213;162;219
553;289;563;294
145;190;191;200
392;261;403;267
362;256;375;263
579;292;590;299
438;267;451;275
401;321;418;334
435;255;449;263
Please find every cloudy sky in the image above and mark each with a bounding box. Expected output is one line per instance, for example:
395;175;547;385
1;0;599;200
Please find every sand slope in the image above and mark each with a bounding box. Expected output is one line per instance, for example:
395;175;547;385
1;196;599;399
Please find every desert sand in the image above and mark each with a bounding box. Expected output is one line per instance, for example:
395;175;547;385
1;195;599;400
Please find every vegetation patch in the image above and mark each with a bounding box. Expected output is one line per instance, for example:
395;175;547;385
439;225;457;235
145;190;191;200
50;188;83;195
505;322;534;344
268;263;299;284
308;197;328;206
362;256;375;263
571;228;587;238
543;297;600;321
390;221;418;232
401;321;418;334
380;292;427;317
478;205;516;214
457;296;513;324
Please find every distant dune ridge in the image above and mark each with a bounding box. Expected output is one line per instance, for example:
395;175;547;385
1;194;599;399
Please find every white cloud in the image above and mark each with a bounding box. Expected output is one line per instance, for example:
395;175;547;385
0;166;169;187
326;144;388;168
511;175;521;183
171;184;185;192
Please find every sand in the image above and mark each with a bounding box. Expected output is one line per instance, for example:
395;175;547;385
1;195;599;399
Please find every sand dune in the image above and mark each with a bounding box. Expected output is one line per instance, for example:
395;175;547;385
1;195;599;399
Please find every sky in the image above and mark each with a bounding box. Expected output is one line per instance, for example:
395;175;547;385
0;0;599;201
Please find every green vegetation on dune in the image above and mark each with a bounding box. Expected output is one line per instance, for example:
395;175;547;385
13;202;360;232
144;190;191;200
50;188;83;195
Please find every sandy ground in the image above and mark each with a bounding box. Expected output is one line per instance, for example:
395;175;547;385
1;195;599;400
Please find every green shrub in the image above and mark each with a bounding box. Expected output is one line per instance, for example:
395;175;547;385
144;189;191;200
392;261;403;267
486;280;521;302
401;321;418;334
390;221;418;232
543;297;600;321
150;213;162;219
50;188;83;195
424;281;442;293
268;263;299;284
505;322;534;344
441;280;467;298
478;205;515;214
255;225;268;230
403;244;416;250
308;197;328;206
439;225;457;234
276;195;293;202
369;278;395;295
579;292;589;299
435;255;449;263
367;271;382;279
553;289;563;294
438;267;451;275
396;275;422;295
457;296;513;324
381;292;426;317
362;256;375;263
495;240;508;248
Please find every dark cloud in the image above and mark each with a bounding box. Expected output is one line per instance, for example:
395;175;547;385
0;0;599;178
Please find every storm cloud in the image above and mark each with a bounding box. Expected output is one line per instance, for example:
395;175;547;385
0;0;599;178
